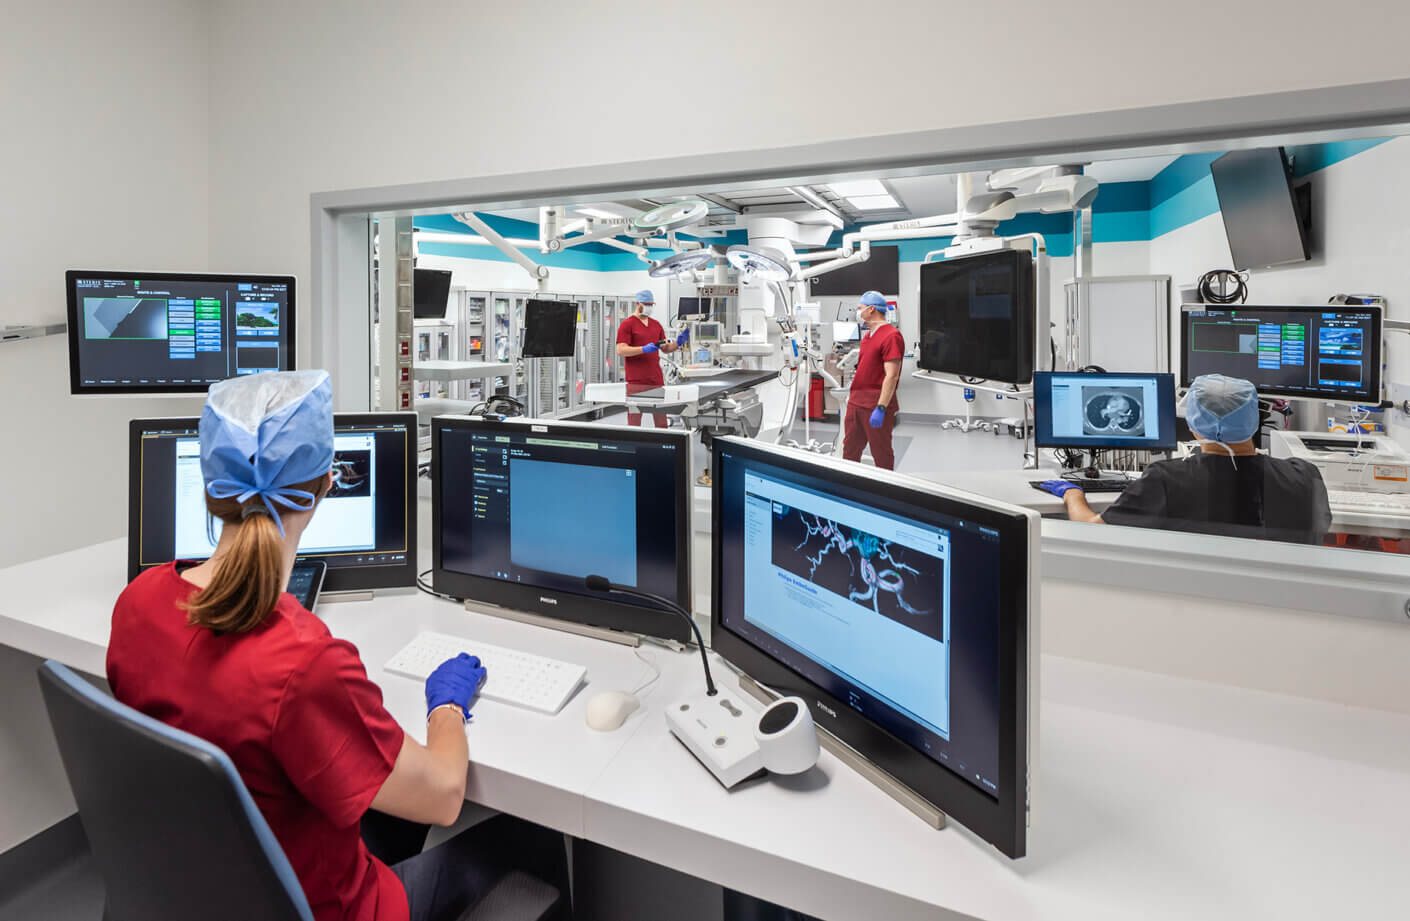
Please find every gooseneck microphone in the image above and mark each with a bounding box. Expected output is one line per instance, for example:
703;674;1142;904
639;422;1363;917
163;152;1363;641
584;575;717;696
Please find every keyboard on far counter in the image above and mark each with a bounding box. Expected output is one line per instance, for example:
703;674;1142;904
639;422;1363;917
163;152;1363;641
1029;473;1134;494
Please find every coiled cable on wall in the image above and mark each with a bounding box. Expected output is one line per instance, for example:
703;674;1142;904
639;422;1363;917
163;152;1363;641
1196;269;1249;305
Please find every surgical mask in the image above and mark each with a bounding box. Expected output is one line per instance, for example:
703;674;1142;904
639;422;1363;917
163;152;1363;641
638;304;654;317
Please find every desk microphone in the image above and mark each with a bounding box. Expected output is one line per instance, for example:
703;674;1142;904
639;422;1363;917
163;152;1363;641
584;575;717;696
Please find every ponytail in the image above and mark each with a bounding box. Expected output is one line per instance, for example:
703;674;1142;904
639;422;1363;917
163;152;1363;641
184;474;329;633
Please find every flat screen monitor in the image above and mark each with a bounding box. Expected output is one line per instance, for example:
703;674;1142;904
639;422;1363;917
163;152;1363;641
832;320;861;343
918;250;1035;384
1209;148;1311;271
432;417;692;643
413;269;453;319
710;438;1038;858
67;271;295;394
128;413;417;592
806;244;899;297
1180;304;1382;403
522;299;577;358
1033;372;1177;451
678;296;711;318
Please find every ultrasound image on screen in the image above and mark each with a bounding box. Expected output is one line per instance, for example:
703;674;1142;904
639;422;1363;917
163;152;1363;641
770;506;946;644
329;450;372;499
1081;386;1146;437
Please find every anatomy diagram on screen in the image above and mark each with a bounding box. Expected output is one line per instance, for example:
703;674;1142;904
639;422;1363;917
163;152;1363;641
787;512;931;618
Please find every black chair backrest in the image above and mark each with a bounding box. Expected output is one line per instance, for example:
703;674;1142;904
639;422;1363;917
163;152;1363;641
37;660;314;921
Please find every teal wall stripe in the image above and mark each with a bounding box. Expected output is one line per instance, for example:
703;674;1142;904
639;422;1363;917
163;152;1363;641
415;139;1396;268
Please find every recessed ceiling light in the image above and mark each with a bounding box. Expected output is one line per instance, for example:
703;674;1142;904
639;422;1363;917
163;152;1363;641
847;194;900;210
576;207;620;220
829;179;887;197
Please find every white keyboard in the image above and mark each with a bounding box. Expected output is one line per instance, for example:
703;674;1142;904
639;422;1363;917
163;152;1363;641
384;631;587;716
1327;490;1410;513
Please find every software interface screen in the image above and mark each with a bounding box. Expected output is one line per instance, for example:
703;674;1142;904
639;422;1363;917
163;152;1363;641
71;275;291;389
1045;374;1164;445
437;427;683;603
719;454;1006;797
1184;308;1378;399
135;421;410;572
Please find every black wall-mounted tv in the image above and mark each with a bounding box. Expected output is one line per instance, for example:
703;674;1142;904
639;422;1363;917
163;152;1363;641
1209;148;1312;271
807;244;899;296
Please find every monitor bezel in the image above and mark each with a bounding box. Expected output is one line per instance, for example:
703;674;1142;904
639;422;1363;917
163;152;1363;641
67;270;297;395
709;437;1037;859
126;412;418;592
1032;371;1178;451
1178;303;1383;404
431;415;693;644
916;249;1036;384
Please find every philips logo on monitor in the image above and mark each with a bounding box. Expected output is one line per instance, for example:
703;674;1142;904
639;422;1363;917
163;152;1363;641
815;701;838;719
539;596;559;606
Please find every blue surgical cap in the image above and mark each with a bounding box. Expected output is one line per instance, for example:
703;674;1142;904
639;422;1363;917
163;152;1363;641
199;370;335;535
634;289;655;304
859;291;889;310
1183;374;1259;443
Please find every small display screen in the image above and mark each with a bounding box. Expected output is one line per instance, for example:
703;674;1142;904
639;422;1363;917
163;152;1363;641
1033;372;1178;450
68;271;294;394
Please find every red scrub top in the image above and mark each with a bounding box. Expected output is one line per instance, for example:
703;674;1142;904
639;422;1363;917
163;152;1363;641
616;314;666;386
106;563;408;921
847;322;905;409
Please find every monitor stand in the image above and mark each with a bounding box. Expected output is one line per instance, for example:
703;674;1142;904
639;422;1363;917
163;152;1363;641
320;590;375;604
466;602;642;648
737;675;946;830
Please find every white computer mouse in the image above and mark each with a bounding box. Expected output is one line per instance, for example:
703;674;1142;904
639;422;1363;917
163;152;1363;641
585;691;640;732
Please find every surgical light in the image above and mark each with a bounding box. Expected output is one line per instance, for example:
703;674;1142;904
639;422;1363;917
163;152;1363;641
630;200;710;236
648;249;716;279
725;245;793;282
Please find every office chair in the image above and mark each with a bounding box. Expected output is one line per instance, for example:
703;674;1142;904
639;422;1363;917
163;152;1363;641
37;660;315;921
37;661;563;921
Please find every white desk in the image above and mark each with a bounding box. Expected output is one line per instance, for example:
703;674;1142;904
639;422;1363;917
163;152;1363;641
414;360;514;382
3;540;1410;920
925;468;1410;538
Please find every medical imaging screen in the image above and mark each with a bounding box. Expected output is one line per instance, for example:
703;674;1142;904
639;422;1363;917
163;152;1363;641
133;419;410;575
69;273;293;391
1181;306;1380;402
1033;372;1177;450
717;452;1007;798
436;426;685;604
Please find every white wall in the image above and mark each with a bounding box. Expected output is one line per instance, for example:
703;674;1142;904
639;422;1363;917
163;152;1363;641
0;0;211;568
1150;137;1410;439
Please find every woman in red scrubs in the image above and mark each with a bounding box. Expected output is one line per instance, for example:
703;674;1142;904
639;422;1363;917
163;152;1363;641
106;371;569;921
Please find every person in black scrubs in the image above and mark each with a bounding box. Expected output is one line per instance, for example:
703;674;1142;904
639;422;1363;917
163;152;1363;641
1038;374;1332;545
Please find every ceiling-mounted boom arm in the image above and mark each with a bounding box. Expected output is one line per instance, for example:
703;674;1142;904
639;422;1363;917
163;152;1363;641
454;212;550;287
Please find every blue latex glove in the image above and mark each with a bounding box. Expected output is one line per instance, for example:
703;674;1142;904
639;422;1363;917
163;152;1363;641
641;342;659;355
425;653;486;721
675;329;689;347
1036;479;1082;499
868;406;886;428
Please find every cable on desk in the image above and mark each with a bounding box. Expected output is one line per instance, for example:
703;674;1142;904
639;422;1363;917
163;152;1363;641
630;645;662;698
415;569;463;603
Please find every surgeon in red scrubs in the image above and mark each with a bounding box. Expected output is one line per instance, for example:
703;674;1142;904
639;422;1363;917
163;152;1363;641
106;370;569;921
841;291;905;470
615;289;686;427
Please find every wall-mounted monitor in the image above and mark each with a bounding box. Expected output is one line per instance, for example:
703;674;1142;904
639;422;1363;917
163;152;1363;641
67;271;295;395
711;437;1039;858
1180;304;1381;404
432;416;692;643
1209;148;1311;271
678;296;712;318
806;245;899;297
413;268;454;319
918;250;1035;384
128;413;417;592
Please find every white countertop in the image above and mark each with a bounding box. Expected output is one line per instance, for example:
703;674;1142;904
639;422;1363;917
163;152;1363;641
4;539;1409;919
414;360;514;381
